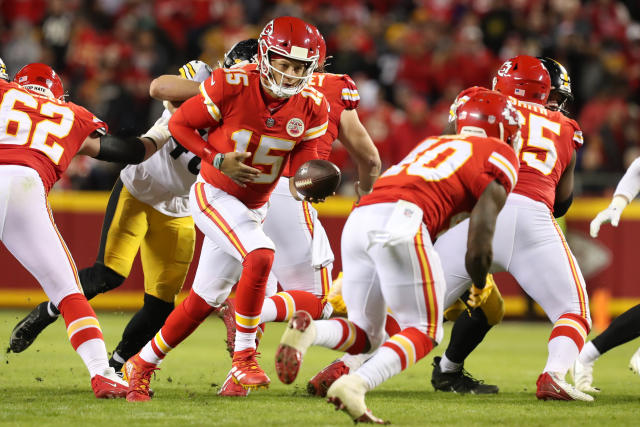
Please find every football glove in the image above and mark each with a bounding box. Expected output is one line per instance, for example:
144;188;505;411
141;115;171;150
466;278;494;308
327;272;347;316
590;195;628;238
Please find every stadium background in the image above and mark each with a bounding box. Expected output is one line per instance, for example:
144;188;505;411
1;0;640;326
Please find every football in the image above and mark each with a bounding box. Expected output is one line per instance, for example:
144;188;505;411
294;159;341;199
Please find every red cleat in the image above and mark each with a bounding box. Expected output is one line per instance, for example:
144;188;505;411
215;299;236;358
218;371;250;397
91;367;129;399
536;372;594;401
124;354;159;402
275;310;316;384
230;348;270;390
307;359;350;397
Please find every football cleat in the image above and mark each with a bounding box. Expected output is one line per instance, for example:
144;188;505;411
307;359;350;397
326;374;388;424
9;302;58;353
536;372;594;402
431;357;499;394
570;358;600;393
124;354;159;402
218;371;250;397
91;367;129;399
230;348;270;390
629;347;640;376
275;310;316;384
214;299;236;358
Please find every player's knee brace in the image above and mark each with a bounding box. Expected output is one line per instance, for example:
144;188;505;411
78;263;125;300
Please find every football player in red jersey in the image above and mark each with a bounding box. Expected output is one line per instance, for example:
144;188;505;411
144;34;383;397
432;56;593;401
274;90;521;423
123;17;329;402
0;63;170;398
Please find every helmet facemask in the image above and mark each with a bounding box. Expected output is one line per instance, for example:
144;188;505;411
258;39;317;98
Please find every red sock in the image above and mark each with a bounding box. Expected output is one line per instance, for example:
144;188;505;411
382;327;434;370
269;290;326;321
549;313;590;351
332;318;370;354
149;290;214;359
234;248;274;335
57;293;104;350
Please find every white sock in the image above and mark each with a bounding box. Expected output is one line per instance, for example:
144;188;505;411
544;336;579;376
76;338;110;378
111;351;126;365
578;341;601;365
313;319;348;348
139;341;163;365
353;347;401;390
235;332;256;352
47;302;60;318
259;299;277;324
341;353;371;371
439;354;463;373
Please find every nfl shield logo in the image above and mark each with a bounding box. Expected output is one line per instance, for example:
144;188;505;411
266;117;275;127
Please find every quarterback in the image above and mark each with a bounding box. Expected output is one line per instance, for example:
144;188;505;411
123;16;328;402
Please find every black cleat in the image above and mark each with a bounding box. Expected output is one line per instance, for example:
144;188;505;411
9;302;59;353
431;356;499;394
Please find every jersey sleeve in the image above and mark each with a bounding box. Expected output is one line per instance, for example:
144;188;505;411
567;117;583;149
70;103;108;137
167;71;224;164
469;142;519;198
339;74;360;110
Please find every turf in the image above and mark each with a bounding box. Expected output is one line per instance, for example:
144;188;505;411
1;309;639;426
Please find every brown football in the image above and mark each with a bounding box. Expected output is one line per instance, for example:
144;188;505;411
294;159;341;199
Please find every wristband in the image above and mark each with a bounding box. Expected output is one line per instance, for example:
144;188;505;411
213;153;225;170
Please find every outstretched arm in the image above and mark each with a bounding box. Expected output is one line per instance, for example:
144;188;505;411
338;109;381;201
150;75;200;101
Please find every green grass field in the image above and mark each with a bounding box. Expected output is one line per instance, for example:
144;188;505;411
1;309;639;426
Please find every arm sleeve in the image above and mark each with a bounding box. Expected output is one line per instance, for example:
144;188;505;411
614;157;640;202
339;74;360;110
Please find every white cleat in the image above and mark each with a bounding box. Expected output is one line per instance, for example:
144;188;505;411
275;311;317;384
570;358;600;393
326;374;388;424
629;347;640;376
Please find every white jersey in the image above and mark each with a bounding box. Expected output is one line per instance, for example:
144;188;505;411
120;60;212;217
119;109;203;217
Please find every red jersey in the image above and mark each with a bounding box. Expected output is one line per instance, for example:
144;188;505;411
0;80;107;192
281;72;360;176
449;86;583;210
358;135;519;240
169;66;329;208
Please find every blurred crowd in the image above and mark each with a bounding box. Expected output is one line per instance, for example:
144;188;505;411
1;0;639;194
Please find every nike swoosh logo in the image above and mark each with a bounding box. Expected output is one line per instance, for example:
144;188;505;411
103;380;120;388
551;384;561;393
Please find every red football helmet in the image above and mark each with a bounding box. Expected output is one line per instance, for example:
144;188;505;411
311;25;326;68
14;63;64;101
492;55;550;104
456;89;523;151
258;16;319;98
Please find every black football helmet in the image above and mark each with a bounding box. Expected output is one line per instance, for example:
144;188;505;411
222;39;259;69
537;57;573;114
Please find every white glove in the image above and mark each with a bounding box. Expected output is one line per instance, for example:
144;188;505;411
141;115;171;150
590;195;628;238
